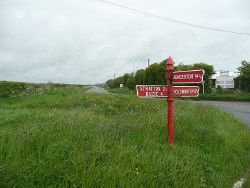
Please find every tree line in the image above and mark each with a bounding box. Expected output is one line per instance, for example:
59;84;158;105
235;61;250;92
106;59;215;93
106;59;250;93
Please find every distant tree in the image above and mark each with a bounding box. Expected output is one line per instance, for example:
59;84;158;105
158;60;166;84
175;63;214;93
144;63;162;84
175;63;193;71
126;73;135;89
192;63;214;78
234;77;240;90
236;61;250;92
109;76;124;88
106;79;112;87
123;73;129;85
134;69;144;85
192;63;215;93
106;60;215;92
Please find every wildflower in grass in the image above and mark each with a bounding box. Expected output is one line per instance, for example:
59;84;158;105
135;168;141;176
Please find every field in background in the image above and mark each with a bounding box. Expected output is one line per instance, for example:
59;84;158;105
0;83;250;187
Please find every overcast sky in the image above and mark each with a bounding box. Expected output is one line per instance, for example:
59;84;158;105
1;0;250;84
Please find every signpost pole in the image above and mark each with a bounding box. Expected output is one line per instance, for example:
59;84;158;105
166;57;174;145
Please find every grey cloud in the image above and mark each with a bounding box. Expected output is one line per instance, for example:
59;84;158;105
0;0;250;84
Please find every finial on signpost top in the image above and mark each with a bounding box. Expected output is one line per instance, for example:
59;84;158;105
166;57;174;72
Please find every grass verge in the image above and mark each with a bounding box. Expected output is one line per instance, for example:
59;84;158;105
0;85;249;187
196;93;250;102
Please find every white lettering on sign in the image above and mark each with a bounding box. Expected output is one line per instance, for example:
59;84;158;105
194;74;202;79
173;89;198;95
140;86;167;92
173;74;194;80
146;92;158;97
172;70;204;84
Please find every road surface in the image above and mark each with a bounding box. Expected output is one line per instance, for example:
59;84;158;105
193;101;250;128
85;86;110;94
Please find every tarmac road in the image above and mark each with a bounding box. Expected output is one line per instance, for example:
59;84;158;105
85;86;110;94
193;101;250;128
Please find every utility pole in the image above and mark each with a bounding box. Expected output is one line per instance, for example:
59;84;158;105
148;58;150;67
114;74;115;79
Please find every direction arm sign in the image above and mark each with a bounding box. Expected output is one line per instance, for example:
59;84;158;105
173;86;199;97
136;85;167;98
136;85;199;98
172;69;204;84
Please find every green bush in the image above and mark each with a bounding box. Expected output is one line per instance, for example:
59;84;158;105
216;86;223;93
0;81;27;97
0;81;72;98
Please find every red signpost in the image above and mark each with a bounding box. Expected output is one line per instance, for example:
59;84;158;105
136;57;204;145
166;57;174;145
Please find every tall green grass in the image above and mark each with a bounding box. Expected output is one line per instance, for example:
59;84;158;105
0;85;249;187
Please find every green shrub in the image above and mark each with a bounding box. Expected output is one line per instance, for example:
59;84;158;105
0;81;27;97
216;86;223;93
0;81;75;98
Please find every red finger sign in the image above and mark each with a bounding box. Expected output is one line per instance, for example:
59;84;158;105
136;85;199;98
172;70;204;84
